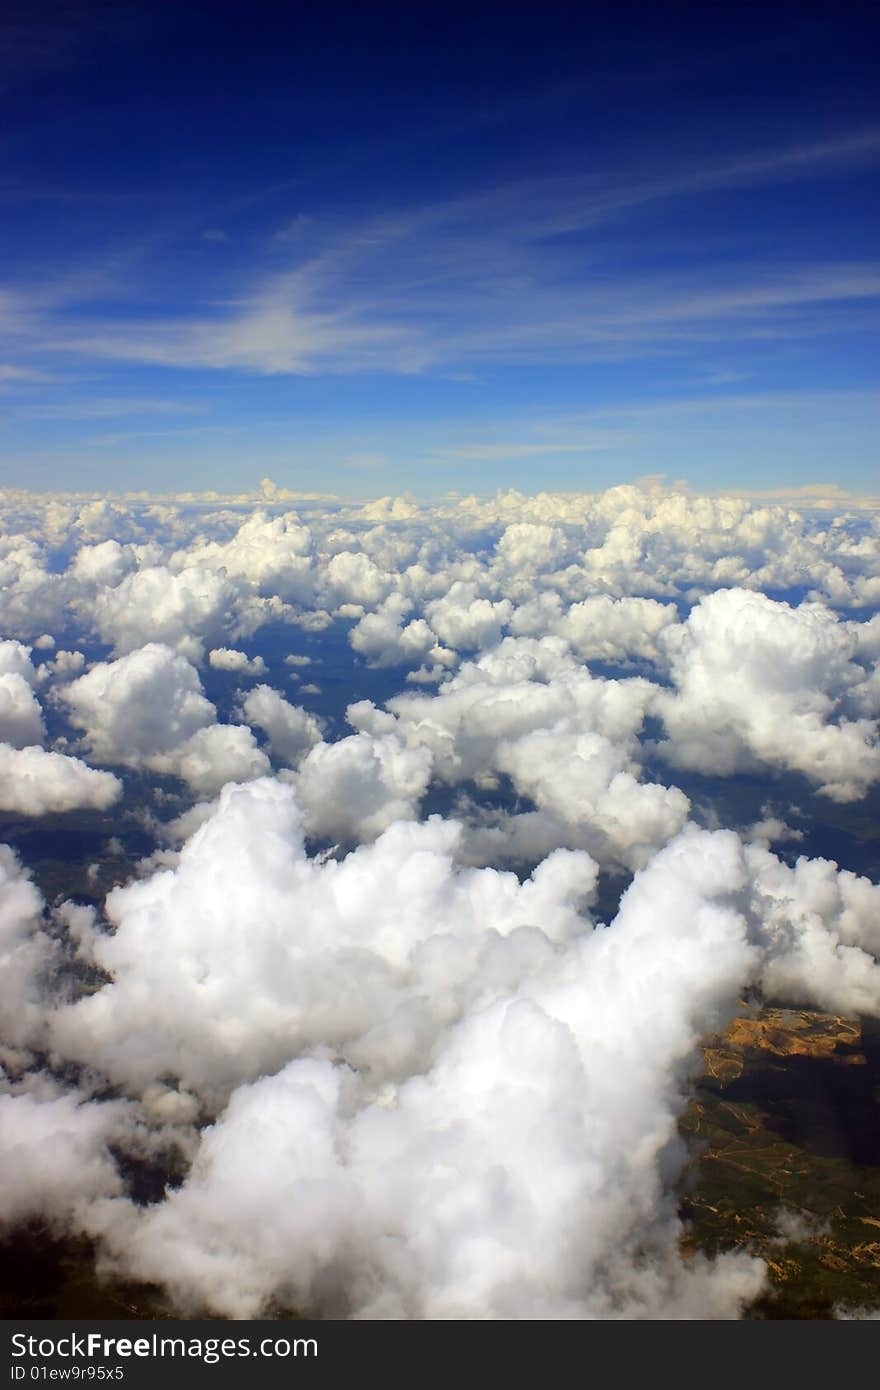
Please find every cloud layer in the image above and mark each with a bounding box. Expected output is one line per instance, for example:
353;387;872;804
0;482;878;1319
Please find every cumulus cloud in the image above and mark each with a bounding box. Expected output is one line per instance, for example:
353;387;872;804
239;684;322;766
161;724;270;798
0;537;67;638
87;565;235;661
492;520;575;582
69;539;137;590
558;594;680;665
492;729;690;869
294;733;433;842
87;821;775;1319
324;550;393;610
0;639;39;686
1;483;879;1319
39;649;86;681
0;641;44;747
0;678;44;749
0;745;122;816
59;642;267;795
413;485;880;612
425;581;513;653
357;636;687;868
349;594;435;668
174;511;314;604
0;1086;128;1230
4;788;880;1318
746;846;880;1016
207;647;267;676
50;779;597;1100
61;643;216;765
0;844;53;1054
655;588;880;799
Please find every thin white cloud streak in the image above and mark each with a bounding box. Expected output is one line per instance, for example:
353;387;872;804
15;398;206;421
416;389;879;472
427;442;613;463
47;265;880;377
0;365;58;384
549;387;880;424
87;425;241;448
7;131;876;378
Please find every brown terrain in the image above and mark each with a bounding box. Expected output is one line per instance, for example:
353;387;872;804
681;1003;880;1317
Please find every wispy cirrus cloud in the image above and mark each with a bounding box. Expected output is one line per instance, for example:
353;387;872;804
15;397;205;420
87;424;241;448
426;441;618;463
0;364;57;384
40;256;880;376
406;388;879;481
11;129;877;380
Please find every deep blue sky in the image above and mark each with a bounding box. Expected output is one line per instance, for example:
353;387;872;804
1;1;877;496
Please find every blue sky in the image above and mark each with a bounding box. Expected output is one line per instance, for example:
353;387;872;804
1;0;877;496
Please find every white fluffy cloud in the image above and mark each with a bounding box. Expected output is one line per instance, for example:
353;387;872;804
492;729;690;869
655;588;880;799
59;643;267;794
0;640;44;748
3;651;128;826
40;649;86;681
349;594;435;668
88;565;235;661
294;733;433;841
359;636;687;868
0;675;44;749
323;550;393;610
0;1086;128;1229
239;684;322;766
51;779;597;1100
425;581;513;652
160;724;269;797
3;787;880;1318
207;647;267;676
173;511;315;604
62;643;215;765
91;822;776;1319
0;639;39;687
0;745;121;816
69;539;137;590
1;484;880;1319
559;594;680;665
0;537;67;639
746;845;880;1016
492;520;574;581
0;844;52;1053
